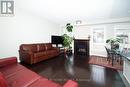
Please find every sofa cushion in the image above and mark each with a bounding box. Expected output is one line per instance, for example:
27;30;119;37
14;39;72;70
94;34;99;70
0;72;7;87
28;78;61;87
37;44;46;52
0;64;25;78
45;43;53;50
6;68;41;87
45;50;59;58
46;50;59;55
20;44;37;52
34;51;46;58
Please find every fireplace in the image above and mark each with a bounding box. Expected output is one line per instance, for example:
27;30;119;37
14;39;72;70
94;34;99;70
74;39;89;56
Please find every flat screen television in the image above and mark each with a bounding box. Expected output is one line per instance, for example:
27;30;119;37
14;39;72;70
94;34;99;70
51;35;63;44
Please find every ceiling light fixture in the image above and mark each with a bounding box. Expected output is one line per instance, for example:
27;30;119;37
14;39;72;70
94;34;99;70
76;20;82;24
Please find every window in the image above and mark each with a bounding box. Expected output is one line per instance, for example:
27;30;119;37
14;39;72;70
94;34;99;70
116;29;130;44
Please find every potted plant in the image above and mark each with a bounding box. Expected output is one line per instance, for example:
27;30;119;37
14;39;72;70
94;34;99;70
106;38;121;50
62;23;74;53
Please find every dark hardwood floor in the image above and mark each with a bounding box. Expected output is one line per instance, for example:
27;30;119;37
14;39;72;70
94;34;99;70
21;54;126;87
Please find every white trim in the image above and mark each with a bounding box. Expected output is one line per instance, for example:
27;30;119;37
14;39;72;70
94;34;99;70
90;54;107;57
74;21;130;27
123;73;130;85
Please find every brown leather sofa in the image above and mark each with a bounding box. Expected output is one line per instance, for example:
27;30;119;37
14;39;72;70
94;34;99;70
19;43;60;64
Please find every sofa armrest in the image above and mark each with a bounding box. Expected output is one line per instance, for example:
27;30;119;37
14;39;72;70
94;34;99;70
63;80;78;87
0;57;17;67
19;50;34;64
19;50;33;54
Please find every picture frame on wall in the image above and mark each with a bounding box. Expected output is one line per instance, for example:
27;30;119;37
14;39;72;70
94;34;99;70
93;28;104;43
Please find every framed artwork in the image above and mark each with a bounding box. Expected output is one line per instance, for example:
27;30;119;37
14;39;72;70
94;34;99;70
93;28;104;43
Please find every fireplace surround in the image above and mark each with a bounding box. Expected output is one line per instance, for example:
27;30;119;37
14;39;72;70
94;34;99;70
74;39;89;56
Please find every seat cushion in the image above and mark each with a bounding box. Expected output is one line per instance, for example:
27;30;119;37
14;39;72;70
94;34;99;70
46;50;59;55
0;72;7;87
45;50;59;58
28;78;61;87
6;68;41;87
0;64;25;78
34;51;46;58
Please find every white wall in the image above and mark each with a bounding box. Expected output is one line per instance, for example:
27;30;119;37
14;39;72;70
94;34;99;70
0;8;60;59
60;18;130;57
75;23;130;57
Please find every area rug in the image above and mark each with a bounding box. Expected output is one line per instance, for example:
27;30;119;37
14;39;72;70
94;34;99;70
89;56;123;70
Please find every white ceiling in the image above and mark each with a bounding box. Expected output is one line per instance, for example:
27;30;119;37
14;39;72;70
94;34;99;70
17;0;130;24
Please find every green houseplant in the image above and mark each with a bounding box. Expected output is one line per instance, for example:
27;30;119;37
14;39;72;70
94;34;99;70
106;38;121;49
66;23;73;32
62;23;74;51
62;34;73;48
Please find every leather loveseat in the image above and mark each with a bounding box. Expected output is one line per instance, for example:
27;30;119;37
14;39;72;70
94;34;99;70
0;57;78;87
19;43;60;64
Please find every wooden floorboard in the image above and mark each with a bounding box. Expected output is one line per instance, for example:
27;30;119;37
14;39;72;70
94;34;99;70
21;54;126;87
